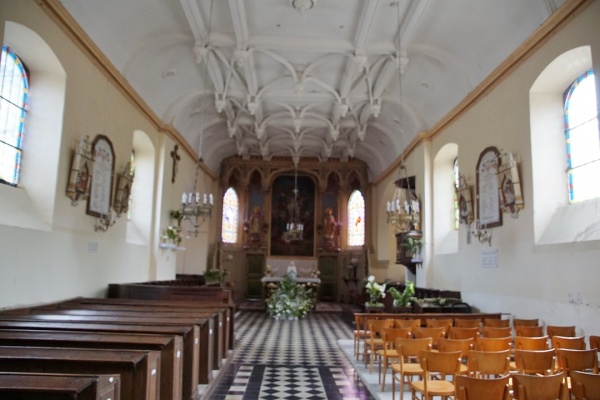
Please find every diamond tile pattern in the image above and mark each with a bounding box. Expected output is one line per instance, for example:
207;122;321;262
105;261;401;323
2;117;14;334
210;311;375;400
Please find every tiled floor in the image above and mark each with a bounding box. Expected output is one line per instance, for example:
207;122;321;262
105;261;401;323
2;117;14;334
210;310;377;400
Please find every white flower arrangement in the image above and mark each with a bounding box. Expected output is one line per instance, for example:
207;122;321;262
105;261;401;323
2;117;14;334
163;225;183;245
365;275;386;307
265;273;316;319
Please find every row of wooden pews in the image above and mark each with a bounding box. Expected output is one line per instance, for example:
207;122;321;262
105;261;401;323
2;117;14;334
0;295;235;400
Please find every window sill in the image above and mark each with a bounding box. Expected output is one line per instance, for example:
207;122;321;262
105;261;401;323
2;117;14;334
537;198;600;245
159;243;186;251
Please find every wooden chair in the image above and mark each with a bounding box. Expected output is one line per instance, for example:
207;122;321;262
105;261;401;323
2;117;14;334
589;335;600;352
394;318;422;330
454;318;481;329
455;374;510;400
353;313;370;360
474;336;512;352
426;318;453;333
570;371;600;400
515;325;544;337
482;326;513;338
512;373;564;400
377;327;413;391
514;336;550;351
514;349;557;375
365;318;394;370
391;337;433;400
552;335;586;350
438;338;474;375
547;325;576;338
448;326;480;340
556;348;599;394
413;326;446;349
484;318;510;328
467;349;511;378
410;350;462;400
514;318;539;327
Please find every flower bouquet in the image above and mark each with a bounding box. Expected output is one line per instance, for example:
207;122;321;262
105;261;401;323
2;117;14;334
365;275;386;307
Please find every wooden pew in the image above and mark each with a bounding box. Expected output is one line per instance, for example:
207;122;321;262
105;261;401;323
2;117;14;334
0;313;213;386
0;346;159;400
0;320;199;400
0;372;119;400
0;329;181;400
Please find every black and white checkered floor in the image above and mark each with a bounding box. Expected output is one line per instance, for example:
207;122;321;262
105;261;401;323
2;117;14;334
210;310;376;400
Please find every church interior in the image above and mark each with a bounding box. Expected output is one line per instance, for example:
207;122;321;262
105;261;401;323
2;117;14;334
0;0;599;399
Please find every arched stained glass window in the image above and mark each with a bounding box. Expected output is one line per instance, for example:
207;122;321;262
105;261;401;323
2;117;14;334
564;69;600;203
0;45;28;186
221;187;239;243
347;190;365;246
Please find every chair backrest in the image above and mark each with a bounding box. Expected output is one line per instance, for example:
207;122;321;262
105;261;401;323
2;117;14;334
546;325;576;338
393;318;422;329
515;326;545;337
448;326;480;340
512;373;564;400
589;335;600;352
467;349;511;378
419;350;462;376
413;326;447;348
482;326;513;338
570;371;600;400
514;349;556;375
551;335;586;350
474;336;512;352
514;318;540;327
368;318;394;340
484;318;510;328
455;374;510;400
354;314;368;332
514;335;549;351
438;337;474;359
556;348;599;374
426;318;453;331
396;337;433;358
454;318;481;329
382;327;413;350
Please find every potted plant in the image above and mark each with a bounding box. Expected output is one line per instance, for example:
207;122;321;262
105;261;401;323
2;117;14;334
403;236;423;260
203;269;222;286
388;281;415;313
364;275;386;312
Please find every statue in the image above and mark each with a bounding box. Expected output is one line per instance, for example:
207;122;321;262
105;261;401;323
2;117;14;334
244;206;267;248
322;207;340;251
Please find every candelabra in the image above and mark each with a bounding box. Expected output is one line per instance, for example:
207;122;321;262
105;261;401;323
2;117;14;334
180;191;213;237
283;165;304;243
386;165;421;234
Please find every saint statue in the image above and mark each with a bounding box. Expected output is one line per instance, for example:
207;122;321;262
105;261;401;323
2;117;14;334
322;207;340;251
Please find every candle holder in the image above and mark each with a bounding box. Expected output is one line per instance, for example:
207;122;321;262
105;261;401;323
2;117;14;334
95;211;116;232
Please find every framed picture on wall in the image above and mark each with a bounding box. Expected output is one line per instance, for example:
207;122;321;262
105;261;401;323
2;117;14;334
113;162;134;216
497;152;524;214
66;136;93;206
456;175;474;225
476;146;502;228
87;135;115;218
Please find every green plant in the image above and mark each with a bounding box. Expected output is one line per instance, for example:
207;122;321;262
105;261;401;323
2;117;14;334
364;275;386;307
169;210;184;226
388;281;415;307
163;225;182;245
403;236;423;254
203;269;222;283
265;273;316;319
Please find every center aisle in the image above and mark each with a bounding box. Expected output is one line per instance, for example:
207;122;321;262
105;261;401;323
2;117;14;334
210;310;376;400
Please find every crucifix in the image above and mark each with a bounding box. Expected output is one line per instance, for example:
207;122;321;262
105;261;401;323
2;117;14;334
170;144;180;184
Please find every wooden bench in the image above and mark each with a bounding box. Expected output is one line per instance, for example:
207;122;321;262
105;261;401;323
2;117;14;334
0;329;181;400
0;372;119;400
0;313;213;386
0;346;159;400
0;320;199;400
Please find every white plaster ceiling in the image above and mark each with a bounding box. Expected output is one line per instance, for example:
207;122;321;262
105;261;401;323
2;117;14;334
59;0;565;179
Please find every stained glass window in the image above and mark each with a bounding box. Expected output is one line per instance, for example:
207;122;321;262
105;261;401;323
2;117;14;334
221;187;239;243
564;69;600;203
453;158;460;230
347;190;365;246
0;45;28;186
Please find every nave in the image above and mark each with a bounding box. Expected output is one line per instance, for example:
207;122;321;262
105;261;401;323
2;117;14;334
211;311;376;400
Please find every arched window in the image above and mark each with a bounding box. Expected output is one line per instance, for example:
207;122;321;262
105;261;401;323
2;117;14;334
564;70;599;203
221;187;239;243
347;190;365;246
0;44;28;186
453;158;460;230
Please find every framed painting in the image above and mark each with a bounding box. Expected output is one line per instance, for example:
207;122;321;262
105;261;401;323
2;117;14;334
66;136;93;206
456;175;474;225
113;162;134;216
476;146;502;228
87;135;115;218
497;152;524;214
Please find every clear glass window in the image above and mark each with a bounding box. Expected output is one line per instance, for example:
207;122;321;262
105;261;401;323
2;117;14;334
221;187;239;243
0;45;28;186
347;190;365;246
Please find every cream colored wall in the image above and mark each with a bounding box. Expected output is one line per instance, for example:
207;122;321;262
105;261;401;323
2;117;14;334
0;0;213;309
379;2;600;335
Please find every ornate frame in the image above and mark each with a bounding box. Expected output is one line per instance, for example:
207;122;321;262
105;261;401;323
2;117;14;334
476;146;502;228
86;135;115;218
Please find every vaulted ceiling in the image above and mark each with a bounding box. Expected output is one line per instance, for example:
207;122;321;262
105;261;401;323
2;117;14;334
60;0;565;179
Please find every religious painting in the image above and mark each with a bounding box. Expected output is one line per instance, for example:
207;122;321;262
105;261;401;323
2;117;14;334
476;146;502;228
270;174;315;257
66;136;93;206
497;152;524;214
456;175;474;225
113;162;134;216
87;135;115;218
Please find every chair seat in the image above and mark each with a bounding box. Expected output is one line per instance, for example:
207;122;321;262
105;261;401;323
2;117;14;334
377;349;399;357
392;362;425;374
411;379;456;396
